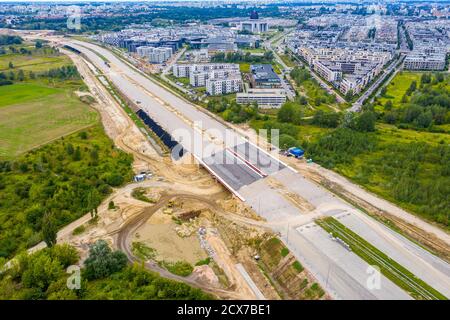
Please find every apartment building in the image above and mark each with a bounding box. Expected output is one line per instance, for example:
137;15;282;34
172;63;239;79
136;46;172;64
190;68;241;88
206;75;242;96
136;46;155;57
313;60;342;82
190;71;208;87
236;89;287;108
404;53;446;70
172;64;191;78
296;45;391;95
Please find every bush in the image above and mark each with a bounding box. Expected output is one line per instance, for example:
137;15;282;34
292;260;304;272
103;172;125;187
279;134;299;150
162;261;194;277
131;187;154;203
195;257;211;266
307;128;377;168
312;110;342;128
108;201;115;210
83;240;128;280
0;80;13;86
277;101;302;125
49;244;79;268
72;225;86;236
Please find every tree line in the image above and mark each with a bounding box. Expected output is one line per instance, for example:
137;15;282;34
0;127;133;259
206;98;259;124
211;51;274;64
0;241;211;300
379;73;450;130
0;35;23;46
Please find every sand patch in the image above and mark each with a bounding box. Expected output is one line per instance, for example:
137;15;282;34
134;210;207;265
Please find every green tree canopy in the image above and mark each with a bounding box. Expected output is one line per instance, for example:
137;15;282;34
83;240;127;280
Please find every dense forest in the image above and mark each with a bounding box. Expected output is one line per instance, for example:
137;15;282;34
211;51;274;64
0;35;23;46
0;126;133;259
305;128;449;228
379;73;450;130
2;6;283;32
0;241;211;300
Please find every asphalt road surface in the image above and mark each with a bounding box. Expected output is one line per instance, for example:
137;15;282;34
65;39;450;300
350;55;405;112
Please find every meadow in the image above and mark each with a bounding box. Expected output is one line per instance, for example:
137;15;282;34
0;39;134;260
0;45;98;158
377;71;422;109
0;46;71;72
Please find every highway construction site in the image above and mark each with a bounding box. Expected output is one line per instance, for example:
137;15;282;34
19;30;450;300
26;34;326;300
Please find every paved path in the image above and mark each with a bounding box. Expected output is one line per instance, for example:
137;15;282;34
350;55;405;112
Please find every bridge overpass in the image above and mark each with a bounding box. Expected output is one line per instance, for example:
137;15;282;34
62;40;450;300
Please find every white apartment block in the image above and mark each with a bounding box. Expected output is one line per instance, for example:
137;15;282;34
172;63;239;79
206;76;242;96
404;53;446;71
190;69;241;87
190;71;209;87
136;46;172;64
313;60;342;82
136;46;155;57
298;46;391;95
150;47;173;64
172;64;191;78
237;89;287;108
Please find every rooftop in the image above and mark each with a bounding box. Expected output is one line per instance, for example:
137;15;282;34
250;64;280;82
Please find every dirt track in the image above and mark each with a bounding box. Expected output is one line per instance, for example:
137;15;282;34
115;192;260;300
55;42;265;299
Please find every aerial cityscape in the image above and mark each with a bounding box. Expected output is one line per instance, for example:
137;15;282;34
0;0;449;307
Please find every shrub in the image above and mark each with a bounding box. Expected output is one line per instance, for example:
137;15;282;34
83;240;128;280
162;261;194;277
292;260;304;272
195;257;211;266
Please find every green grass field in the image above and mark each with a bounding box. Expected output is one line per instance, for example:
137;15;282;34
280;54;296;68
0;83;59;108
0;52;71;72
239;62;250;73
242;48;265;54
0;46;99;158
0;81;98;158
377;72;421;109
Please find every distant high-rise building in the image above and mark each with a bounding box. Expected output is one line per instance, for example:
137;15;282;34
238;10;268;34
250;10;259;20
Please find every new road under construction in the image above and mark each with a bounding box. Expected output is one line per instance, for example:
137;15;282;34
60;39;450;300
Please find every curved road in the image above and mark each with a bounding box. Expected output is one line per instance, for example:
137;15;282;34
115;193;255;300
